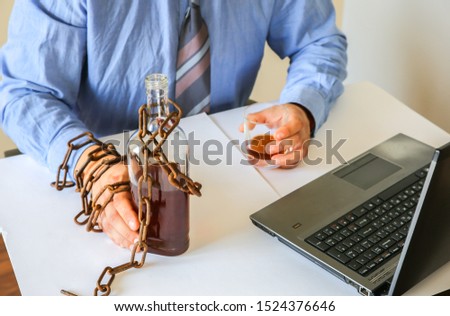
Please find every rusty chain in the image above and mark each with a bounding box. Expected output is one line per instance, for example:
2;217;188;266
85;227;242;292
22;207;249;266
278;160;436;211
53;98;201;296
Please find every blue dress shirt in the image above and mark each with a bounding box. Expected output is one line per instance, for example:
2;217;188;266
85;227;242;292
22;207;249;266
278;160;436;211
0;0;347;176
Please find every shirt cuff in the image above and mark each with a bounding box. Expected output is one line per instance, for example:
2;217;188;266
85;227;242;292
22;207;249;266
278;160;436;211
46;128;92;182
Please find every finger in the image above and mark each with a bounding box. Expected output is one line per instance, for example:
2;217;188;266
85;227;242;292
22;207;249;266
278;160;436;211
274;120;304;141
239;122;245;133
100;216;129;249
268;135;303;155
272;149;303;169
272;138;310;168
239;121;255;133
113;191;140;231
248;106;286;126
102;203;139;248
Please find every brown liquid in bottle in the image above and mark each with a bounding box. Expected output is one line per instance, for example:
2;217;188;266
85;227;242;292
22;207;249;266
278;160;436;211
247;134;276;161
130;163;189;256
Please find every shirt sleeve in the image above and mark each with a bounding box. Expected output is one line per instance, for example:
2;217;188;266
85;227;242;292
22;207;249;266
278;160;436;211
267;0;348;134
0;0;90;178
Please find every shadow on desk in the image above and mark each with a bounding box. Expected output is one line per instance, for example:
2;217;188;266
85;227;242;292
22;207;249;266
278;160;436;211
0;234;21;296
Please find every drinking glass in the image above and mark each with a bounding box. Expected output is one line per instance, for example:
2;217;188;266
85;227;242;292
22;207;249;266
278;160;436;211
242;105;289;169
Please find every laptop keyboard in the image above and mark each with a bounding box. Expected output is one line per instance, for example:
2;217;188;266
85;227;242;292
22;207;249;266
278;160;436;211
306;166;429;277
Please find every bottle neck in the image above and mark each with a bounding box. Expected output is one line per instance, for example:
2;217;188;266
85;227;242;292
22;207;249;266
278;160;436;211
147;93;167;119
145;74;169;119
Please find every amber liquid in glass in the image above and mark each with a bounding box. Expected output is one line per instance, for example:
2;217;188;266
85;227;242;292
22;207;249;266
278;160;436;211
247;134;276;161
131;164;189;256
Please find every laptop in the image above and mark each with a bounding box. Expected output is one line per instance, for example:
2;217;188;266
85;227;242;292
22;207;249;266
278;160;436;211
250;133;450;296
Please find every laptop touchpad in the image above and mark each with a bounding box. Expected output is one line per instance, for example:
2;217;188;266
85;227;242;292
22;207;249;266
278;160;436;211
334;153;401;190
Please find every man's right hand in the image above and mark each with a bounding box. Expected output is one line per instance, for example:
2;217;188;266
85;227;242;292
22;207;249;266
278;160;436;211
76;145;139;250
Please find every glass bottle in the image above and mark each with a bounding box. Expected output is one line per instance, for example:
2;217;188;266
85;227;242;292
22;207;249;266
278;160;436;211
127;73;190;256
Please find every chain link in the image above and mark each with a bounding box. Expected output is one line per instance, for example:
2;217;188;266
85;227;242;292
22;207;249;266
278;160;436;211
54;98;201;296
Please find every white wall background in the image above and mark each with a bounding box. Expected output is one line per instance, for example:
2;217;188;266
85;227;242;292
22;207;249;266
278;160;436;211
343;0;450;133
0;0;344;157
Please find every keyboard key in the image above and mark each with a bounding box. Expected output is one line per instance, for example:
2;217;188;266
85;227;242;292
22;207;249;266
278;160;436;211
330;223;342;231
366;262;377;271
368;235;381;244
345;249;358;259
348;260;362;271
403;200;415;209
389;244;401;255
373;207;386;216
342;238;355;248
315;232;327;240
395;205;408;213
345;214;357;222
327;248;351;264
358;226;375;238
323;227;335;236
348;223;359;232
373;256;384;265
381;251;391;259
376;230;389;239
361;240;373;249
356;255;369;265
382;202;394;211
350;235;362;243
355;217;370;228
363;202;376;210
353;207;368;217
337;218;349;226
383;224;397;233
358;266;370;276
399;226;409;236
391;232;404;241
380;215;392;224
352;245;365;254
340;228;352;237
399;214;410;222
389;197;402;206
381;238;396;249
387;210;400;218
371;246;384;255
325;238;336;247
366;211;378;221
306;237;330;252
363;251;376;260
416;168;428;178
392;220;404;228
372;219;384;229
333;234;344;242
371;197;383;206
335;244;348;253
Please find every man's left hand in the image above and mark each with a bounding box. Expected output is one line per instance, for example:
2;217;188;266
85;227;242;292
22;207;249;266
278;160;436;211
239;103;314;168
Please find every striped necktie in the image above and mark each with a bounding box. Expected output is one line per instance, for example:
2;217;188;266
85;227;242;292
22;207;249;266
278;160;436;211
175;0;211;116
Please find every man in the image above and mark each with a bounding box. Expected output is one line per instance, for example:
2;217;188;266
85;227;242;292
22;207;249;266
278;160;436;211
0;0;347;249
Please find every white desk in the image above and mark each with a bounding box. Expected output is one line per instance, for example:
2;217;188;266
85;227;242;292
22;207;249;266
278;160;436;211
0;82;449;296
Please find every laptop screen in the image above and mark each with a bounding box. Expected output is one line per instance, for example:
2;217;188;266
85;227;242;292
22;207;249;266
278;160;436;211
389;143;450;295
